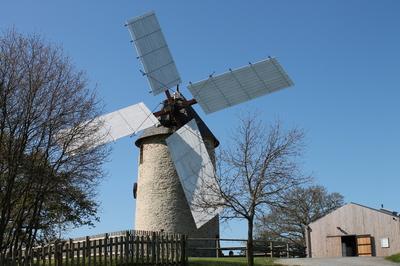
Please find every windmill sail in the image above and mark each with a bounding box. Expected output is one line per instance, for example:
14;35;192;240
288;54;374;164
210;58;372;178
166;119;222;228
62;102;159;151
96;102;159;143
188;57;293;114
127;11;181;95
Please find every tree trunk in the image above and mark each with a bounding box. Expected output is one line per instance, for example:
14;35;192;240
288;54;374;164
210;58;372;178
247;219;254;266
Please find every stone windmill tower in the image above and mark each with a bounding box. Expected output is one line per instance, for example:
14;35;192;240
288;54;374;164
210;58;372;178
134;94;220;251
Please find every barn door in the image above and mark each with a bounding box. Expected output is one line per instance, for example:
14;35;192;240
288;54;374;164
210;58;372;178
357;235;372;256
326;237;342;257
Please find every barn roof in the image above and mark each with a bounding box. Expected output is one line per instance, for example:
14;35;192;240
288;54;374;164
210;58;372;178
308;202;399;227
350;202;399;217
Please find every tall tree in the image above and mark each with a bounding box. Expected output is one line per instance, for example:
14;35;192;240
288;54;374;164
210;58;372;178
0;29;109;260
194;115;309;266
256;185;344;249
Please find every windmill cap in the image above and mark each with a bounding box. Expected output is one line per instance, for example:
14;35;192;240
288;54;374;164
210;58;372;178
135;102;219;148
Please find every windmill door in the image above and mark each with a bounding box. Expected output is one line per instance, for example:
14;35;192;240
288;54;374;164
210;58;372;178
357;235;372;256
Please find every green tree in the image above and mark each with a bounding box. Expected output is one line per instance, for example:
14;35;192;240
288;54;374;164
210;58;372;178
0;29;109;260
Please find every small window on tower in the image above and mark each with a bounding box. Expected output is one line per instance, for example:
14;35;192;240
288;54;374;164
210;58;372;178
140;145;143;164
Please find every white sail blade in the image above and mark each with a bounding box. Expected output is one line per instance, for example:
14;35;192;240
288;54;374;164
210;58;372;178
98;102;159;144
188;57;294;114
166;119;222;228
63;102;159;151
126;12;181;95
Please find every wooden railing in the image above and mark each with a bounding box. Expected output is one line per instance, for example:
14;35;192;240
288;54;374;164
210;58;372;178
187;238;306;258
4;230;187;265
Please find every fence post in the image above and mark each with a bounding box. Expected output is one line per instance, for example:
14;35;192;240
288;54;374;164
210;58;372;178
216;235;220;258
165;235;169;264
100;238;103;264
181;235;187;266
78;241;82;265
146;234;150;263
61;241;65;266
126;231;130;263
133;231;135;263
104;233;109;266
31;247;37;266
160;234;165;264
48;243;52;265
86;235;91;265
286;243;290;258
175;234;179;265
42;245;46;265
62;241;67;266
56;241;63;266
155;232;160;264
70;239;74;265
170;235;174;263
120;235;124;263
12;248;16;266
76;242;81;265
270;241;273;258
68;238;72;265
18;248;22;265
109;236;114;264
94;239;98;264
151;232;156;264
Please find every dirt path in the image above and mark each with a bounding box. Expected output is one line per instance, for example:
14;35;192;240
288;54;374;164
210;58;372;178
276;257;397;266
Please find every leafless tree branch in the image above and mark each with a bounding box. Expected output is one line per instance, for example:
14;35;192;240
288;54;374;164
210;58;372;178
193;113;310;266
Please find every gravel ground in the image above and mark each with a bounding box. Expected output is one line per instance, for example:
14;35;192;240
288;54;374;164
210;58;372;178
276;257;398;266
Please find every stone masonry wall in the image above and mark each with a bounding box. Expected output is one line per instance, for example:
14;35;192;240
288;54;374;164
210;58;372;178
134;133;219;257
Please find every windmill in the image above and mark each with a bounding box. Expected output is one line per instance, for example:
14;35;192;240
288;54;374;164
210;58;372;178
68;11;293;255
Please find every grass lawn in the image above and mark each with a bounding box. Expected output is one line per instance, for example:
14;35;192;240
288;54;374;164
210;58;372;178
386;253;400;263
189;257;282;266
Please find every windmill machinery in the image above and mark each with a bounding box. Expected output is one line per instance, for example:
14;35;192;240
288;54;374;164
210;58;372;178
70;11;293;248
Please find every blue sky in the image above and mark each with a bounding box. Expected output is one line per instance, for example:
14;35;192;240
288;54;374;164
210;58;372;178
2;1;400;239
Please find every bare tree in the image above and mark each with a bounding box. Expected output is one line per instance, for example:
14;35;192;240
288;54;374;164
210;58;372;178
0;29;109;260
256;185;344;249
195;115;309;266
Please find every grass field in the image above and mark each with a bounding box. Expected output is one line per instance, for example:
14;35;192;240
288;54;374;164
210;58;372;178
189;257;281;266
386;253;400;263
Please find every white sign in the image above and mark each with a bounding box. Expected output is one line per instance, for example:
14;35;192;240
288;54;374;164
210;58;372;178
381;238;389;248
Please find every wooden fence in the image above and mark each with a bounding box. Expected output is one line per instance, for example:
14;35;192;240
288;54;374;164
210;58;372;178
4;230;187;266
187;238;306;258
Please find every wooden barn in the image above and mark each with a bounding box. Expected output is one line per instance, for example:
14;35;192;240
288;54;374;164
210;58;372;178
305;202;400;257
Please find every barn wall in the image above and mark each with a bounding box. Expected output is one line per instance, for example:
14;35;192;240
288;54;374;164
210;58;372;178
308;203;400;257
